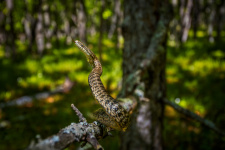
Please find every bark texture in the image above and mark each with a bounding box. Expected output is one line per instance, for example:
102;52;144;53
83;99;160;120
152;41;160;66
121;0;172;149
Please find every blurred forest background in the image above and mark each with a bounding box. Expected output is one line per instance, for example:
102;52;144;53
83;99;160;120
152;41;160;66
0;0;225;149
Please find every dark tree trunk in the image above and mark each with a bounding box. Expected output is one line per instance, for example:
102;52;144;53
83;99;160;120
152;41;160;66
98;0;105;63
121;0;172;150
208;0;215;43
215;0;225;40
77;0;87;43
24;0;42;54
193;0;200;39
5;0;16;58
108;0;123;51
108;0;122;38
0;3;6;46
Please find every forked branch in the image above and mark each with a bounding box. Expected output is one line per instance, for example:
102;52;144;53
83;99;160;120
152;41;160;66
26;104;109;150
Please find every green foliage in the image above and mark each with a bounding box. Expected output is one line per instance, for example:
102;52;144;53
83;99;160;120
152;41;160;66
165;30;225;150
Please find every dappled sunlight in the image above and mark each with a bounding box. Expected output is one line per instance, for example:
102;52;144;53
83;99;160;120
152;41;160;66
165;34;225;149
21;59;40;74
65;47;80;55
43;59;83;74
0;46;4;58
166;77;179;84
71;72;89;84
18;75;53;89
101;53;109;61
46;97;55;103
166;97;206;117
211;49;225;58
165;105;177;117
178;97;206;115
173;56;190;69
15;40;27;53
184;80;198;92
167;40;177;47
2;91;13;100
166;66;180;83
103;38;115;48
188;30;206;38
196;30;206;37
167;34;225;98
184;58;225;77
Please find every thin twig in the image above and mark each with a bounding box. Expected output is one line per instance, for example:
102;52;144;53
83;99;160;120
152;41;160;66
163;98;225;136
71;104;87;123
0;77;74;108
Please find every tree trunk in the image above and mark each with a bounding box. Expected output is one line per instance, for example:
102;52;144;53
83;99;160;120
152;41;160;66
181;0;193;42
121;0;172;150
108;0;123;51
207;0;215;43
5;0;16;58
193;0;200;39
98;0;105;63
24;0;42;54
215;0;225;40
36;8;44;56
77;0;87;43
0;3;6;46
